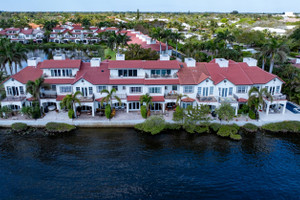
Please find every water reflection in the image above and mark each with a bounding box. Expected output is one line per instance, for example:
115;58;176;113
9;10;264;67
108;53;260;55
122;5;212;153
0;128;300;200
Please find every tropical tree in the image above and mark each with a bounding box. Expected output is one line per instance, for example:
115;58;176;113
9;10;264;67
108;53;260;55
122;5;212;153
26;76;50;104
139;94;153;117
215;29;235;48
100;88;121;108
0;38;14;74
43;20;59;31
215;102;235;122
150;27;164;54
247;87;273;111
116;33;131;53
60;91;82;118
176;94;188;107
264;37;289;73
12;43;28;73
171;31;184;57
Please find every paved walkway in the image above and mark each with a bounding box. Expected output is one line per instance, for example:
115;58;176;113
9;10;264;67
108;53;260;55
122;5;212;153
0;110;299;128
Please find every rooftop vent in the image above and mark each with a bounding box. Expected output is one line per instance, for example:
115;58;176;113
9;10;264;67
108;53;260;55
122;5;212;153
185;58;196;67
53;54;66;60
160;54;170;61
90;58;101;67
116;54;125;61
243;57;258;67
215;58;229;68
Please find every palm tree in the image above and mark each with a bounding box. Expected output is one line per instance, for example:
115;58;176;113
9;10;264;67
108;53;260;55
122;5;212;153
176;94;188;107
100;88;121;108
264;37;289;73
215;29;235;48
116;33;131;53
12;43;28;74
139;94;153;116
162;29;173;53
150;27;164;54
26;76;50;106
171;31;184;57
248;87;273;111
0;38;14;74
61;91;82;118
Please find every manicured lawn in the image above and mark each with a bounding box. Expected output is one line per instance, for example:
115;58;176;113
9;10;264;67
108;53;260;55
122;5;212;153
104;48;116;60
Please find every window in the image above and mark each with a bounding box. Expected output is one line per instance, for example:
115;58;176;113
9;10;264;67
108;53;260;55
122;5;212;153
76;87;80;91
172;85;177;91
112;86;118;91
229;87;233;96
197;87;202;94
128;102;140;110
51;69;72;77
149;87;161;94
97;86;107;93
118;69;137;77
59;86;72;93
51;85;56;91
203;87;209;97
210;86;214;95
237;86;247;94
123;86;126;90
150;69;171;77
89;87;93;95
276;86;280;94
130;87;142;93
184;86;193;93
19;86;24;95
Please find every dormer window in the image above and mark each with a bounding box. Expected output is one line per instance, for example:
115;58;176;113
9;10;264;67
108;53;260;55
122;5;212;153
50;69;72;77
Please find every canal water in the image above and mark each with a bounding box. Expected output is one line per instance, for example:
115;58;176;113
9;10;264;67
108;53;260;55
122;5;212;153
0;128;300;199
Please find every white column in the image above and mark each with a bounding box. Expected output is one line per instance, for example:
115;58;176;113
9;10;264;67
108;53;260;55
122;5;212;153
266;102;270;115
235;106;238;116
126;102;129;113
92;103;95;117
282;101;286;115
162;103;165;113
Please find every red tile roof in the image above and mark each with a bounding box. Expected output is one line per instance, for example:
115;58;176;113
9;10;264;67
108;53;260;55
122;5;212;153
181;97;195;102
40;60;81;69
56;95;66;101
144;79;179;85
20;29;33;35
238;98;248;103
44;78;75;84
9;66;43;84
108;60;180;69
109;79;145;85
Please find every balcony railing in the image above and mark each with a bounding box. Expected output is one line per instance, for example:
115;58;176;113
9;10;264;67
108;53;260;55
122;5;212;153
218;96;238;103
78;94;95;102
40;90;57;99
114;93;127;99
197;94;218;102
164;93;179;99
145;73;177;79
265;94;287;101
2;96;26;102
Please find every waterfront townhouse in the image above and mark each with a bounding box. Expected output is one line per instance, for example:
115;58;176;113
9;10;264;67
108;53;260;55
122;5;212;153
1;55;287;116
0;27;44;43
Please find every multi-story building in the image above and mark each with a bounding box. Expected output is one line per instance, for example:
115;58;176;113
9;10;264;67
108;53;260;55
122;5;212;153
1;55;287;117
0;27;44;43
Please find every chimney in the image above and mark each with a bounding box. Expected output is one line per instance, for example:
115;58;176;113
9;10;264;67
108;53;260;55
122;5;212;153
243;57;258;67
90;58;101;67
27;57;40;67
185;58;196;67
215;58;229;68
296;58;300;64
116;54;125;61
53;54;66;60
160;54;170;61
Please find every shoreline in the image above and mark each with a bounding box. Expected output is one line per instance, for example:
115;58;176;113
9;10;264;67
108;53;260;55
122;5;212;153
0;118;299;128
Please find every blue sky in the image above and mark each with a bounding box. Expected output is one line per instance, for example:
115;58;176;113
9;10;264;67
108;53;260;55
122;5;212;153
1;0;299;13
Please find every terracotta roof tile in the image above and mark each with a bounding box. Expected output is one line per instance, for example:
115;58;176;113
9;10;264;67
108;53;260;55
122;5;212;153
40;60;81;69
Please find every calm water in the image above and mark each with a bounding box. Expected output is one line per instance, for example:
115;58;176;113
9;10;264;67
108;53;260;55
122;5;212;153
0;128;300;200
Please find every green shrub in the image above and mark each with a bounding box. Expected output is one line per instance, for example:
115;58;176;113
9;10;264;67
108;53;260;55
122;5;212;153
195;126;209;134
262;121;300;133
140;105;147;119
210;123;221;132
217;125;242;140
241;104;249;114
45;122;76;133
173;106;184;123
249;109;256;120
165;123;181;130
134;116;166;135
68;109;74;119
243;123;259;133
0;106;12;119
21;106;33;118
105;104;111;119
11;123;28;132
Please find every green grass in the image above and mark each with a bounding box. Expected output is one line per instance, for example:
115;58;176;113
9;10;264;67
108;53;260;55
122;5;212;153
11;123;28;132
262;121;300;133
104;48;116;60
45;122;76;133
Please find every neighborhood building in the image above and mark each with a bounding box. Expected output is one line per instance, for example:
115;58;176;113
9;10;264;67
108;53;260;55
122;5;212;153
1;54;287;117
0;27;45;43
